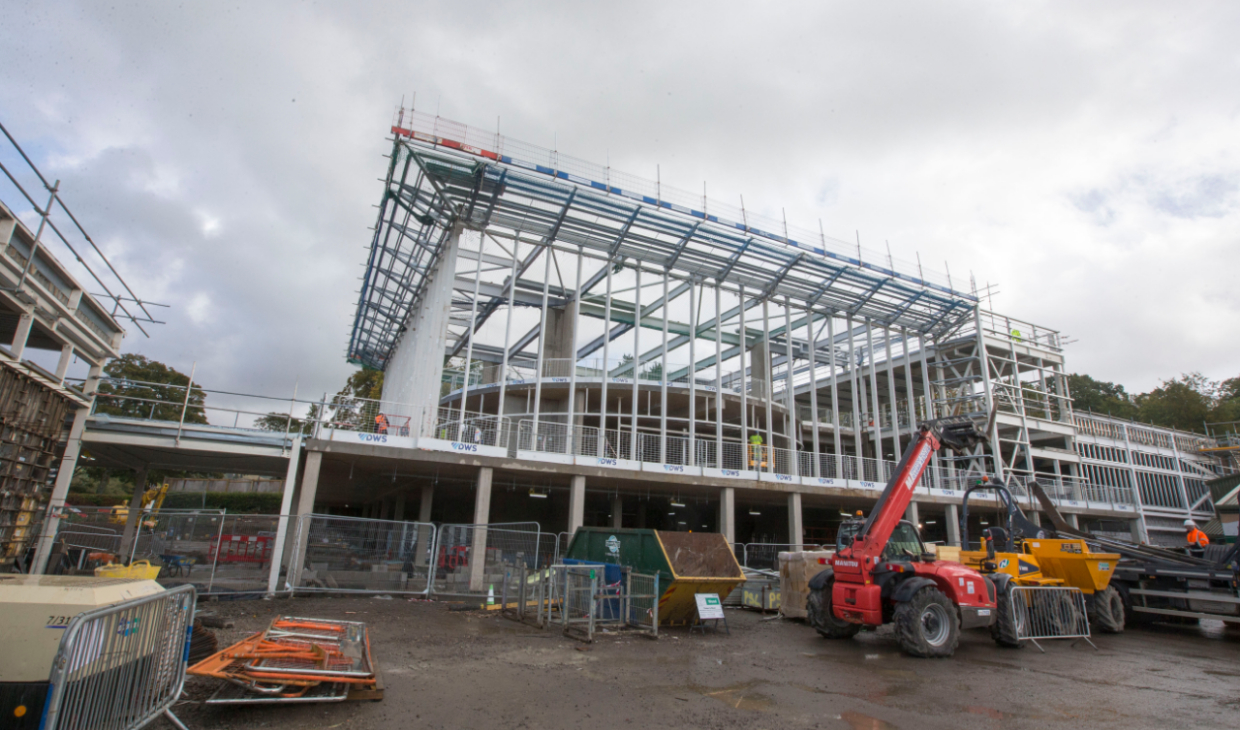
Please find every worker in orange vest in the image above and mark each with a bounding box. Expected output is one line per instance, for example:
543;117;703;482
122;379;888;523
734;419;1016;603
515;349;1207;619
1184;519;1210;548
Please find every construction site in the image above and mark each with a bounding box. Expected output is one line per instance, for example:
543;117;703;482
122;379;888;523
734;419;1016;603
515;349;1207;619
1;109;1237;730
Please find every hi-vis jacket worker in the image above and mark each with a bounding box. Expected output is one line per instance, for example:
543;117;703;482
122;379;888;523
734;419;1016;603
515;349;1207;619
1184;519;1210;548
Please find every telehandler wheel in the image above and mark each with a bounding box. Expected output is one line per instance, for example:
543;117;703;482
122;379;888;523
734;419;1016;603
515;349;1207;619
1091;586;1125;634
991;587;1025;648
894;587;959;658
807;585;861;639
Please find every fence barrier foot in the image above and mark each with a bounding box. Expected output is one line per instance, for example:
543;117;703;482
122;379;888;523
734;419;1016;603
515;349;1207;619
164;709;191;730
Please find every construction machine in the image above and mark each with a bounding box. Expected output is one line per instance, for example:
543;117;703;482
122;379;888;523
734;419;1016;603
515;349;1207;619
1029;482;1240;628
956;480;1124;645
806;415;999;657
109;482;170;529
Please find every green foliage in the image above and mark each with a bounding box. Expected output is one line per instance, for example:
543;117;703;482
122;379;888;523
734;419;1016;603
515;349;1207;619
95;354;208;424
1070;371;1240;433
1066;374;1138;419
255;403;320;435
65;491;281;513
162;492;282;513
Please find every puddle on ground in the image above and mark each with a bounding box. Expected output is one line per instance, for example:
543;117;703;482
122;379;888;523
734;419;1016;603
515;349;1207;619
686;681;772;711
965;705;1006;720
839;711;898;730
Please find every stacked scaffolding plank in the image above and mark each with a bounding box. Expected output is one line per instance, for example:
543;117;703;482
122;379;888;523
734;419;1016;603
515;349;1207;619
0;362;72;557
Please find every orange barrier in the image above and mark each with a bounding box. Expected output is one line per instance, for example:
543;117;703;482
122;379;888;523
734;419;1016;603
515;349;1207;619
188;615;378;700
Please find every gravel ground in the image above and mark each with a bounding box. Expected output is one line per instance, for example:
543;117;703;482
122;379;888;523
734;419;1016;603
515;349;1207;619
161;595;1239;730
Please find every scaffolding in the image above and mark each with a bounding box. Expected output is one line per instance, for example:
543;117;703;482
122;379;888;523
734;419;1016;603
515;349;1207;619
345;109;1232;543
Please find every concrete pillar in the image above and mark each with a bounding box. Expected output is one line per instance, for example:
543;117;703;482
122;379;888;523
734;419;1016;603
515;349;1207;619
787;492;803;551
288;450;323;589
1130;519;1144;544
468;467;493;592
718;487;735;543
394;492;406;522
610;495;623;529
414;485;434;566
9;312;33;360
568;475;586;535
1067;513;1079;529
1029;510;1041;527
905;501;920;529
118;469;149;558
54;344;74;382
267;437;302;596
945;503;960;547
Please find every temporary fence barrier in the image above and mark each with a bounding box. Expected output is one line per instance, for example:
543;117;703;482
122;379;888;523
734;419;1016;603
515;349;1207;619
561;565;600;642
626;571;660;638
41;583;196;730
429;522;543;596
292;515;437;595
1009;585;1096;652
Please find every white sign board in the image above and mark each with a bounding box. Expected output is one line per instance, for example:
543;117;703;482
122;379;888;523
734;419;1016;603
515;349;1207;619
695;593;725;620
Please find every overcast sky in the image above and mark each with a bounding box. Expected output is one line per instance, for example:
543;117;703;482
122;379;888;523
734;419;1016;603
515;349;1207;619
1;1;1236;409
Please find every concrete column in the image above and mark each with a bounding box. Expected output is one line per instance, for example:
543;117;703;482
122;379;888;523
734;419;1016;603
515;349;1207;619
718;487;735;543
787;492;803;551
267;437;302;596
468;467;493;592
288;450;323;589
945;503;960;547
118;469;149;558
54;344;74;382
394;492;406;522
905;501;920;530
1067;513;1079;529
1029;511;1041;527
610;495;623;528
9;312;33;360
1130;519;1144;544
568;475;586;535
414;485;434;566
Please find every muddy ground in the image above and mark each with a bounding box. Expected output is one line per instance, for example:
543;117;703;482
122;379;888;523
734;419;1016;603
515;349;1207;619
163;596;1239;730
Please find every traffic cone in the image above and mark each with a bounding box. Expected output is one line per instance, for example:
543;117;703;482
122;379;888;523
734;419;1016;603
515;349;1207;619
487;584;495;605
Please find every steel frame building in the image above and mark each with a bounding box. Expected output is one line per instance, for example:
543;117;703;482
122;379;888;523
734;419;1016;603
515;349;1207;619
328;110;1228;547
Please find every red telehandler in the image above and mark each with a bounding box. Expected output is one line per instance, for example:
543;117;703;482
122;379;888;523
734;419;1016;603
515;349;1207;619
807;415;999;657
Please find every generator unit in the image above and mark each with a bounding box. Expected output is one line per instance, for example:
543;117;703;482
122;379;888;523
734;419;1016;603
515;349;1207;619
0;575;164;727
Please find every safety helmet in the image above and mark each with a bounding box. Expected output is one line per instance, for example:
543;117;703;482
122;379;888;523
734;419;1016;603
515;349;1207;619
1183;519;1196;528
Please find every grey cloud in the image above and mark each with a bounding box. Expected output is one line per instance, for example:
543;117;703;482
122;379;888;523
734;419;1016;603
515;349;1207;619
0;0;1237;400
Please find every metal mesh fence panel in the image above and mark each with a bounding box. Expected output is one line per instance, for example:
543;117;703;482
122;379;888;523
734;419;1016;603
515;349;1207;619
430;523;543;595
294;515;436;595
42;584;195;730
626;572;659;638
560;565;597;642
721;441;746;471
200;514;281;597
114;509;228;588
1009;585;1093;650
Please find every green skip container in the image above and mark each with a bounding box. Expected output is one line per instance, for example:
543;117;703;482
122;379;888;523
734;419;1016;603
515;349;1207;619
565;528;744;625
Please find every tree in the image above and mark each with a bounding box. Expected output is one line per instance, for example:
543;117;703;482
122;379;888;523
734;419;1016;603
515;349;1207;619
94;354;208;424
1066;373;1137;419
1135;373;1214;432
254;403;320;435
256;369;385;433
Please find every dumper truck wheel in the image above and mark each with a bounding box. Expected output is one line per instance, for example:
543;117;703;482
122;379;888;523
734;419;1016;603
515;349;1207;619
1092;586;1125;634
807;585;860;639
991;587;1024;648
895;587;959;658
